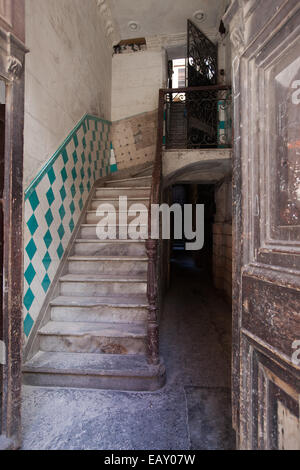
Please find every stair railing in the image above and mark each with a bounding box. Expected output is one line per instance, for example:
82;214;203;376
146;89;165;365
165;85;232;149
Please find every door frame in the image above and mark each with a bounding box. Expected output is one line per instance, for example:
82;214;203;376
0;3;27;449
224;0;300;449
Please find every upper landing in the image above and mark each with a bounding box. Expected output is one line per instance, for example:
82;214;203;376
163;148;232;186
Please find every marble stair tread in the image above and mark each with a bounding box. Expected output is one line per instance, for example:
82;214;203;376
39;321;147;338
59;273;147;283
95;186;151;190
91;197;149;201
74;239;146;243
105;175;152;183
86;209;149;214
23;351;158;376
80;224;148;227
68;255;148;261
50;295;148;308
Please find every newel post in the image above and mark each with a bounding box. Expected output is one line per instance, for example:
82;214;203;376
146;238;159;365
146;88;165;366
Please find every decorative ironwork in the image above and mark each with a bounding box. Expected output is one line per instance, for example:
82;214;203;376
164;86;232;149
187;20;218;87
186;21;219;148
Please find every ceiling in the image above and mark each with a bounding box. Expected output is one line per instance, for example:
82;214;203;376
108;0;228;40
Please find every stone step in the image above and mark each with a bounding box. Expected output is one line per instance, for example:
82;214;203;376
38;321;147;355
67;256;148;275
95;187;151;198
104;175;152;188
74;239;147;256
132;165;153;177
166;144;187;149
86;210;148;224
23;352;166;391
79;224;148;240
50;295;148;323
90;198;150;210
59;273;147;297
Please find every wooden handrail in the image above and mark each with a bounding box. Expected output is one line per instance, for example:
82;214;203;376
146;89;165;365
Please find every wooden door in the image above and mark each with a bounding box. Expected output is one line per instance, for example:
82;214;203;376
0;0;26;450
224;0;300;449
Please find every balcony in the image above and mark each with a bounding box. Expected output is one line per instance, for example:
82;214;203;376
163;85;232;150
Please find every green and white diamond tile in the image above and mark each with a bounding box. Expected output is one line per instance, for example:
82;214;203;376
23;114;115;341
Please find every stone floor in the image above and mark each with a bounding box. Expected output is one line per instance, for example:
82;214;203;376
21;252;235;450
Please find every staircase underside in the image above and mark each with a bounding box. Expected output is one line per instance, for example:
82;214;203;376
23;170;166;392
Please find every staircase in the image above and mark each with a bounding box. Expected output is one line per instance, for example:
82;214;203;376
23;172;166;391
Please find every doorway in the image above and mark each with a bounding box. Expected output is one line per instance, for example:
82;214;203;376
160;182;235;450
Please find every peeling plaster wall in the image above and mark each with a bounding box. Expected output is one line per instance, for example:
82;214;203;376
111;50;166;121
111;49;166;170
24;0;112;188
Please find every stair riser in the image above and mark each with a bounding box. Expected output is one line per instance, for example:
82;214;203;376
68;260;148;275
80;226;148;239
39;335;146;355
90;199;150;210
95;188;150;198
23;371;165;392
105;177;151;188
86;212;148;224
51;306;148;323
74;242;146;257
60;281;147;297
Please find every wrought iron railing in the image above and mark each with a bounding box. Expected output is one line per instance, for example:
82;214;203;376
146;85;232;365
164;85;232;150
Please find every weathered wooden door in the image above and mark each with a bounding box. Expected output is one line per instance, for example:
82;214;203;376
224;0;300;449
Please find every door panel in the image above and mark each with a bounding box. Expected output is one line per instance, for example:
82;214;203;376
241;337;300;450
242;276;299;359
224;0;300;449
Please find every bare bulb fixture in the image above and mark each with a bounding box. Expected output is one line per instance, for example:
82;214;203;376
193;10;206;23
128;21;140;32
